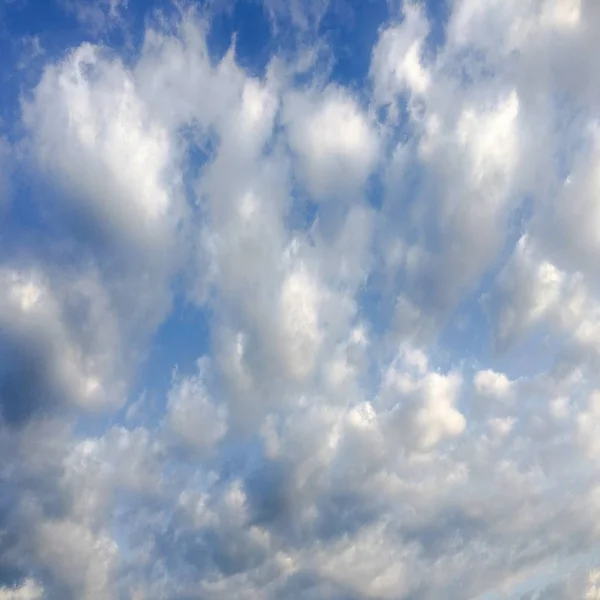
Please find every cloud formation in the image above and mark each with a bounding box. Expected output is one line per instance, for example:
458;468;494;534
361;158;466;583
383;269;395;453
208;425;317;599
2;0;600;598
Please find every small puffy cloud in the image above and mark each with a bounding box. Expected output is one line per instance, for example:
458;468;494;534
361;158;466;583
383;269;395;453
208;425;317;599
278;265;323;381
487;416;516;439
474;369;514;401
283;85;379;199
383;363;466;452
370;1;431;111
166;362;228;452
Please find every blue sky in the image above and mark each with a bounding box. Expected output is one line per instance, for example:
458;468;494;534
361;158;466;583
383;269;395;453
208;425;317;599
2;0;600;598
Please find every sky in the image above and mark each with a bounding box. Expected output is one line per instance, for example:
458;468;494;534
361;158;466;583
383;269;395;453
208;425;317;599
2;0;600;598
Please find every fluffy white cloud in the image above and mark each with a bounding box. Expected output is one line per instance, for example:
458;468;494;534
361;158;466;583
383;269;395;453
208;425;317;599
283;85;379;199
381;350;466;451
474;369;514;401
23;43;179;254
370;1;431;110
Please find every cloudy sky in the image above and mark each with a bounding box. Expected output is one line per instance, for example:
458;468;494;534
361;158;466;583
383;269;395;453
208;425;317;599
2;0;600;598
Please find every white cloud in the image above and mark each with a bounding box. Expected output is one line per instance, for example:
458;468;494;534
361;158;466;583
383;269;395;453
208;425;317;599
382;353;466;451
311;521;419;599
474;369;514;401
23;43;178;250
539;128;600;282
166;361;228;452
17;35;191;422
488;236;565;349
382;89;522;328
283;85;379;199
0;579;43;600
62;425;162;526
278;265;323;381
489;234;600;384
370;1;431;113
35;519;118;600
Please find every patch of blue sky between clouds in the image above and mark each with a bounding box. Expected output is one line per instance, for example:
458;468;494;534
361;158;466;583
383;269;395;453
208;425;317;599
2;0;600;599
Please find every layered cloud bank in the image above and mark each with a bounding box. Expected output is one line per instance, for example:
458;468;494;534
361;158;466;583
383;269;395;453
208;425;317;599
2;0;600;598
